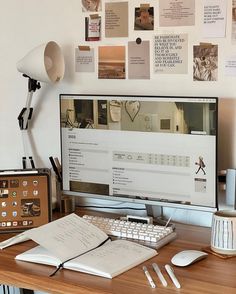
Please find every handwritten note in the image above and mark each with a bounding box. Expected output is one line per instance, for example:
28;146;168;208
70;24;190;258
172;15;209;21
24;213;108;262
67;239;157;277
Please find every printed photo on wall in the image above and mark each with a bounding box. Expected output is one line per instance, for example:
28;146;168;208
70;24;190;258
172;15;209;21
85;15;101;41
98;46;126;79
232;0;236;43
193;44;218;81
81;0;101;12
134;6;154;30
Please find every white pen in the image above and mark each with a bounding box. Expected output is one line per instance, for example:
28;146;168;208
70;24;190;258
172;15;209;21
142;266;156;288
152;263;168;287
165;264;181;289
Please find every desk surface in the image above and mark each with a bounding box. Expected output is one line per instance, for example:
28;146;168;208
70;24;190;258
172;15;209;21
0;210;236;294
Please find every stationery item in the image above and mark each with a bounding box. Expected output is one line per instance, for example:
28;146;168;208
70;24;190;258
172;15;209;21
0;232;30;249
142;266;156;288
49;156;62;182
54;157;61;175
165;264;181;288
15;214;157;279
152;263;167;287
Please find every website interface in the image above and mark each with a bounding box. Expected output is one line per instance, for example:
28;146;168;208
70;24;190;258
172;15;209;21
60;95;217;208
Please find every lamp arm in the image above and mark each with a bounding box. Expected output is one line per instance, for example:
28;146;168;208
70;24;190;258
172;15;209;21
17;76;41;130
17;76;41;169
18;91;34;130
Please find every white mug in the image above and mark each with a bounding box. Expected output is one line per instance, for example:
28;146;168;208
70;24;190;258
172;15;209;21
211;210;236;255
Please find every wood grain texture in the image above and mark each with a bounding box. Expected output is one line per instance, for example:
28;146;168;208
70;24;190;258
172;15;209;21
0;210;236;293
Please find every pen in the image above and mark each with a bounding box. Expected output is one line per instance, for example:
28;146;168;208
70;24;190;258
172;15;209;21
49;156;62;182
152;263;168;287
165;264;181;289
142;266;156;288
54;157;62;174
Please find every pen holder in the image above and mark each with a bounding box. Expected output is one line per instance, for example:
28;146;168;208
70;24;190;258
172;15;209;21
211;210;236;255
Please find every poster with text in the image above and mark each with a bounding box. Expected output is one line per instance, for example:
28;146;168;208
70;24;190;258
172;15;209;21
98;46;126;79
159;0;195;27
128;40;150;79
193;44;218;81
154;34;188;74
75;47;95;72
105;2;128;38
202;0;227;38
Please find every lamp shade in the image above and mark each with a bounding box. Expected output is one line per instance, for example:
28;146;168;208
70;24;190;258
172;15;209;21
17;41;65;83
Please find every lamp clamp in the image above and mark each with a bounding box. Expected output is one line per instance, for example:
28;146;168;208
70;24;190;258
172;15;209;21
22;74;41;92
18;107;33;130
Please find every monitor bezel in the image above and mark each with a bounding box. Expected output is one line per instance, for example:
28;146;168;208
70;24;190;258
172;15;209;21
59;93;218;213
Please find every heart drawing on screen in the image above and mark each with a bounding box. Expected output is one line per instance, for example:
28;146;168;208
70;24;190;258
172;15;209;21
125;101;141;122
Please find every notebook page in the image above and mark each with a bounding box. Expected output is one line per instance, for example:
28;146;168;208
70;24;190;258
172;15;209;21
65;239;157;278
24;213;108;262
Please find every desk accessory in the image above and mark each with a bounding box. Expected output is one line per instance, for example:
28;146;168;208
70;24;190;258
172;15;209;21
152;263;167;286
203;246;236;259
17;41;64;168
142;266;156;288
211;210;236;255
165;264;181;289
171;250;208;267
0;168;51;233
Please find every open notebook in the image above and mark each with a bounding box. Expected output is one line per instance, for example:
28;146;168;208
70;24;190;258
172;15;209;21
15;213;157;278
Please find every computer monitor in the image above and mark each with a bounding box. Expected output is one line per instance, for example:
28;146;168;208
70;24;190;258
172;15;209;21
60;94;218;212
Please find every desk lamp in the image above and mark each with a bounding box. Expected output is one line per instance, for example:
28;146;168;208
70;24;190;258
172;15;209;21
16;41;65;168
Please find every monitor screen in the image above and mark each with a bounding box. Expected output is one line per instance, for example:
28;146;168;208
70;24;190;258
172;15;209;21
60;94;218;212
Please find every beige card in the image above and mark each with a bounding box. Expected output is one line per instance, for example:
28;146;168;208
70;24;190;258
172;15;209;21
154;34;188;74
128;40;150;79
105;2;128;38
75;47;95;72
159;0;195;27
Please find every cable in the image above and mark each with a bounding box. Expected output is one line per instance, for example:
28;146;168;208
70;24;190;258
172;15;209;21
76;205;146;210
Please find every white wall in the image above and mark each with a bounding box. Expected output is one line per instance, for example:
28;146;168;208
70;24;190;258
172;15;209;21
0;1;235;226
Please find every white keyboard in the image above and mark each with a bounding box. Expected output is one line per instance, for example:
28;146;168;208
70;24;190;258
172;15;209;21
82;215;177;249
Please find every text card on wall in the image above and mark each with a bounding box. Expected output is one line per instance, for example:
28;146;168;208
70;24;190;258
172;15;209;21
154;34;188;74
159;0;195;27
105;2;128;38
128;39;150;79
75;46;95;72
202;0;227;38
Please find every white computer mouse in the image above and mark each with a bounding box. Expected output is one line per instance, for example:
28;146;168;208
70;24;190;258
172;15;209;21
171;250;208;267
